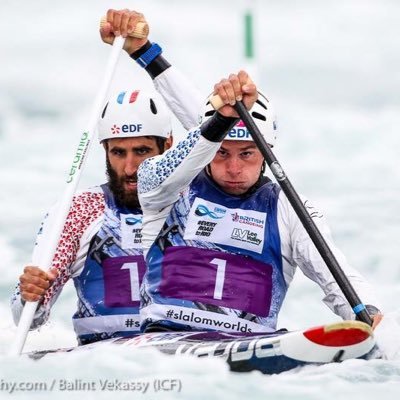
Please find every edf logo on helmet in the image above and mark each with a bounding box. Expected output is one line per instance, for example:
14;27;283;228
227;120;251;139
227;127;251;140
111;124;143;135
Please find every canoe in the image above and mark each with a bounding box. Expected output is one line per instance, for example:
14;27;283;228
28;320;379;374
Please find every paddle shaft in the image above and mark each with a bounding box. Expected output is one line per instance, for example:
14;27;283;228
233;101;373;326
9;36;126;356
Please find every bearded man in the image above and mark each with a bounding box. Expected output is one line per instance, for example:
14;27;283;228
11;89;173;344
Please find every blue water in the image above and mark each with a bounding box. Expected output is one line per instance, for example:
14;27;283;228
1;0;400;398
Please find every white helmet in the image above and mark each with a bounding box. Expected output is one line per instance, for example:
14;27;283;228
202;91;277;147
98;90;172;142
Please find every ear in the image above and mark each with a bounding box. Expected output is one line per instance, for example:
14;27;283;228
165;135;173;150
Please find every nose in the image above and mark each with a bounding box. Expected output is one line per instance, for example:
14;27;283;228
226;156;242;176
124;155;138;176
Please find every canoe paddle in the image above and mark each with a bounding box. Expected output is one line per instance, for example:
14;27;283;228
210;95;373;326
9;22;148;356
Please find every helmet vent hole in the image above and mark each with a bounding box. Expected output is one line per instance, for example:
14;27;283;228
252;111;266;121
101;102;109;119
150;99;158;114
255;99;267;110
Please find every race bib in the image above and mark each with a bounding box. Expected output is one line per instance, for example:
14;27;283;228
158;247;272;317
103;255;146;308
184;198;266;254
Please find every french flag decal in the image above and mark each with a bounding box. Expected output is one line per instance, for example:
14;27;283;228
129;90;140;103
116;90;140;105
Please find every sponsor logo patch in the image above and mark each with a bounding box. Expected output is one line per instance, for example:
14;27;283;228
194;204;225;219
231;212;265;228
231;228;263;246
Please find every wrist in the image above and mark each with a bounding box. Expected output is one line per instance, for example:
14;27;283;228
200;113;239;143
131;42;162;68
130;41;152;59
130;42;170;79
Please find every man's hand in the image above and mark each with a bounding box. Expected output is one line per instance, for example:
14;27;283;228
100;9;148;54
19;266;58;303
213;70;258;118
372;313;383;330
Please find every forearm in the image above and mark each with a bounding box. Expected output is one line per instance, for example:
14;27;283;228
138;114;237;210
11;190;103;328
138;131;217;210
131;41;203;130
9;208;72;329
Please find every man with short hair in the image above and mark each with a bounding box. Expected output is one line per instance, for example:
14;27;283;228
11;89;173;344
98;9;383;333
137;71;383;333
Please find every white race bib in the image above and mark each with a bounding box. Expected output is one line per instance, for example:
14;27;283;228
184;198;266;254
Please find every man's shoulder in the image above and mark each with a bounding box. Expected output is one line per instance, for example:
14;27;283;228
74;185;104;197
71;185;106;210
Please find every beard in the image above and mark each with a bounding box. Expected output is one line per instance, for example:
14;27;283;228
106;158;141;209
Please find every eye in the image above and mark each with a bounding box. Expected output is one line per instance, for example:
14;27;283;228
110;148;125;157
217;149;228;157
240;151;253;158
135;147;152;156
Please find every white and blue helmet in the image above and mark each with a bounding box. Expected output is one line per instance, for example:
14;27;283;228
98;90;172;143
202;91;277;147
